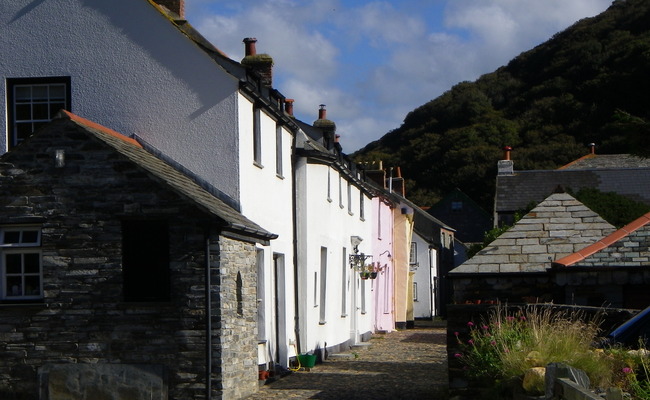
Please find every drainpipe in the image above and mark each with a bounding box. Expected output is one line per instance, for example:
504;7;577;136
204;230;212;400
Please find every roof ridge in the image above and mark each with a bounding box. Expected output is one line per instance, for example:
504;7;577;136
57;110;143;148
557;153;596;170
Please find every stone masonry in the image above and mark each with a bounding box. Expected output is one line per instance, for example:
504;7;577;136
0;116;261;399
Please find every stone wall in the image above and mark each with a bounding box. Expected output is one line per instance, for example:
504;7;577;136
214;235;258;399
451;274;556;304
0;122;260;398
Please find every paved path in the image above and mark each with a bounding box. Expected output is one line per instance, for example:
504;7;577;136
246;321;448;399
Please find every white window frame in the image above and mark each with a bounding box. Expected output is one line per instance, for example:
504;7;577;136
253;106;262;166
7;77;70;149
275;124;283;177
0;226;43;300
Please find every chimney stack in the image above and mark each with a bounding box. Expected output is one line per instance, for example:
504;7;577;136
241;38;273;87
284;99;294;116
588;143;596;154
313;105;337;150
154;0;185;18
497;146;514;176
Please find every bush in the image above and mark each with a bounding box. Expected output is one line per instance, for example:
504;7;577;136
456;305;615;393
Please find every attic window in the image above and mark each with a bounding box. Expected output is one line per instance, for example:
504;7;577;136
451;201;463;213
6;77;71;149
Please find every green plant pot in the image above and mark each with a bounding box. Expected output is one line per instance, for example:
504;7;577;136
298;353;317;368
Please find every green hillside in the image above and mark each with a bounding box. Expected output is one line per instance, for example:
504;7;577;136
354;0;650;211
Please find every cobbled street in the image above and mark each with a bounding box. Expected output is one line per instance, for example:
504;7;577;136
246;320;448;399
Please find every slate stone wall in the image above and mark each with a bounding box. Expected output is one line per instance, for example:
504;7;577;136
0;123;259;399
214;236;258;399
451;274;555;304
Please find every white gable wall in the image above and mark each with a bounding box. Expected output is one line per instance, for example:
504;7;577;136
0;0;241;200
412;232;437;319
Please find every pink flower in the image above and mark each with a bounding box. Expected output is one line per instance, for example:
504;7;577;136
520;316;527;321
481;325;489;330
490;340;496;346
454;331;459;337
467;321;475;327
506;316;514;322
468;339;474;345
454;353;463;358
622;367;633;374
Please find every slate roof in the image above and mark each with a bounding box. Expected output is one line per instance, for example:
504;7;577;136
58;111;277;243
495;167;650;214
553;211;650;268
451;193;615;274
427;188;491;243
559;154;650;170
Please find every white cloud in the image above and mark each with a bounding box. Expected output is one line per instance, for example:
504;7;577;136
185;0;613;152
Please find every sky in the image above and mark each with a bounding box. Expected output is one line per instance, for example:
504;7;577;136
184;0;612;152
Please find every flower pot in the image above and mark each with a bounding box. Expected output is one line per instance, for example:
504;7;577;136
298;353;317;368
369;272;378;279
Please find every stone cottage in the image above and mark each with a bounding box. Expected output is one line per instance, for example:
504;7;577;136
551;211;650;309
449;192;615;304
0;111;276;399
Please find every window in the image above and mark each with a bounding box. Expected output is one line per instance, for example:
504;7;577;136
451;201;463;213
319;247;327;324
338;176;343;208
409;242;417;265
275;124;283;177
0;226;42;300
413;282;418;302
359;193;365;221
341;248;347;317
347;182;353;215
7;77;71;149
326;169;332;202
253;106;262;165
122;220;170;302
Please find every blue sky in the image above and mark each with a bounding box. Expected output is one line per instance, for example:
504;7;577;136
185;0;612;152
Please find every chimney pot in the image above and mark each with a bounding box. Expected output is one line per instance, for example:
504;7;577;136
318;104;326;120
503;146;512;161
284;99;294;116
588;143;596;154
243;37;257;56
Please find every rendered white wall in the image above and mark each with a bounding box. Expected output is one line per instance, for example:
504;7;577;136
412;233;437;319
295;161;373;353
237;94;297;367
0;0;240;200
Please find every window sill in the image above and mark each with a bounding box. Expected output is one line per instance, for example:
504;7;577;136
319;321;326;325
348;211;354;216
276;173;285;180
327;198;332;203
0;300;45;308
254;161;264;169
